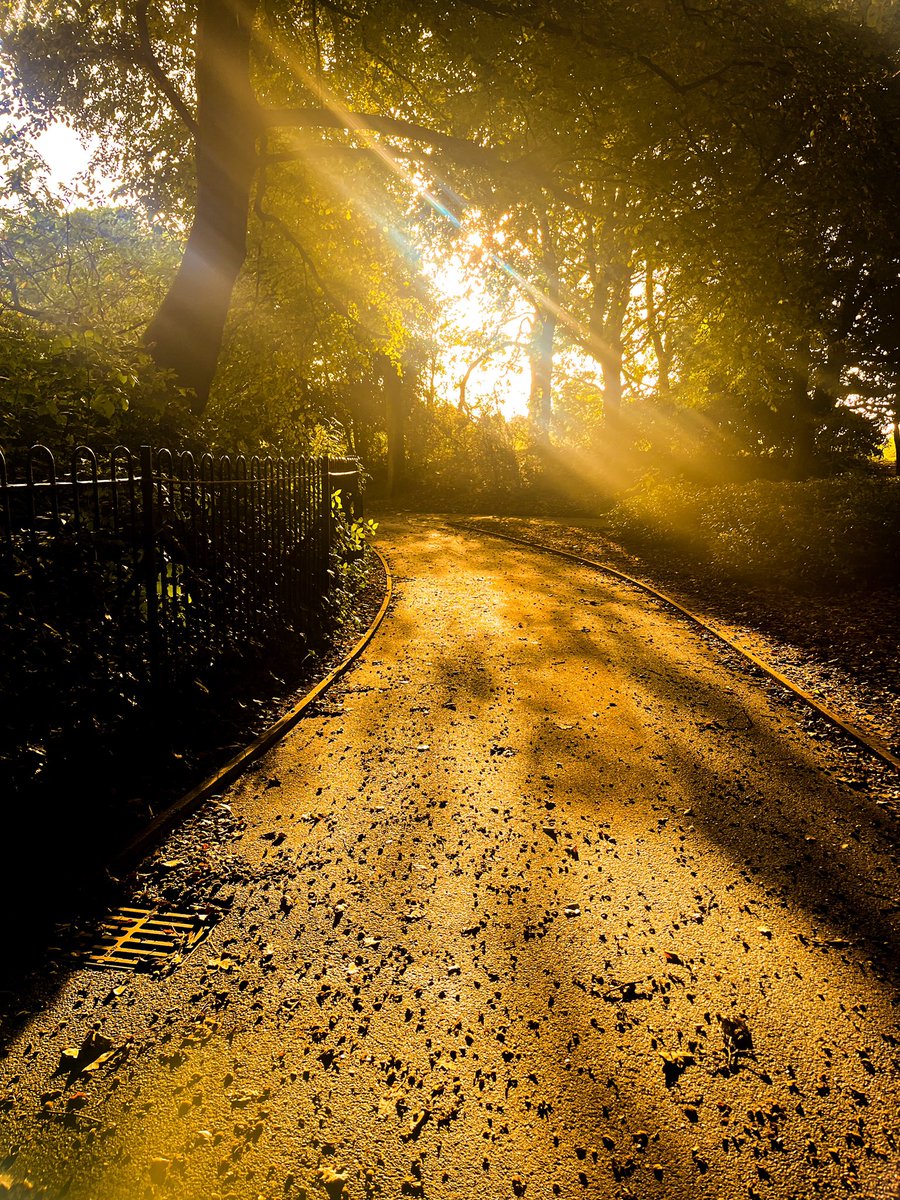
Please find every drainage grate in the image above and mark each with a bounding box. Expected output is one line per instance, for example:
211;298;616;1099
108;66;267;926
86;907;210;971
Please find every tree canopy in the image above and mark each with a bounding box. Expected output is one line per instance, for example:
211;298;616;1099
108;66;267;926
1;0;898;490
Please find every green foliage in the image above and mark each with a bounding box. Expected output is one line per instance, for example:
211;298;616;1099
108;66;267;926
610;473;900;591
331;489;378;556
201;133;433;458
0;309;196;452
0;463;380;820
325;490;379;629
0;0;197;216
2;0;899;482
402;401;523;508
815;406;885;467
0;204;178;325
0;522;146;796
0;202;196;451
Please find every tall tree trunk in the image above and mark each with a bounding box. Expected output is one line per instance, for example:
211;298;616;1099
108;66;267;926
584;203;631;442
144;0;260;410
591;274;627;431
598;345;623;418
645;261;671;403
528;213;558;445
376;354;407;496
528;306;556;441
788;337;815;477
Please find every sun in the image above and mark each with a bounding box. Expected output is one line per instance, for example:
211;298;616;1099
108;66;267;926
28;121;111;202
422;248;533;421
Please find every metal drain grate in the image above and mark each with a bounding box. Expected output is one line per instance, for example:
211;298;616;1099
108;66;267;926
86;907;209;970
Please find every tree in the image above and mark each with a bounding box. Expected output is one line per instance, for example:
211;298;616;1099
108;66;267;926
3;0;899;487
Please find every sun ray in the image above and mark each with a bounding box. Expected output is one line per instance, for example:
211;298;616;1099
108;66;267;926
254;21;620;375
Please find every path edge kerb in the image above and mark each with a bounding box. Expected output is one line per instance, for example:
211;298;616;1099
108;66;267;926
451;520;900;776
110;545;394;875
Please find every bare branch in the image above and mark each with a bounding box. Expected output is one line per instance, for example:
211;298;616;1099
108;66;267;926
265;107;512;171
636;54;764;95
459;337;525;409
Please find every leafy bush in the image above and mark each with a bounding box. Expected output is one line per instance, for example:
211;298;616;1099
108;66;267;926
0;311;197;454
0;471;380;887
326;490;379;627
609;473;900;591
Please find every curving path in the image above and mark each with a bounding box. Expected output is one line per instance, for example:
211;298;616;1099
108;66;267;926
0;516;898;1200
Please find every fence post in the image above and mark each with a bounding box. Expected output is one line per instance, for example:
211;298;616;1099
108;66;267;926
139;445;161;685
353;461;363;521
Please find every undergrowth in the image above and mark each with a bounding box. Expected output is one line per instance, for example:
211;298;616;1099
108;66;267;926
608;473;900;592
0;493;378;893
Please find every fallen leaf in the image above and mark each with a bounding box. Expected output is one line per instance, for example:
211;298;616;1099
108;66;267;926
403;1109;430;1140
316;1166;349;1200
207;957;238;972
54;1029;116;1079
149;1158;170;1186
721;1016;753;1054
661;1052;694;1086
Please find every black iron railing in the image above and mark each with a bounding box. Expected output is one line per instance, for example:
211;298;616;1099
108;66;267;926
0;443;361;688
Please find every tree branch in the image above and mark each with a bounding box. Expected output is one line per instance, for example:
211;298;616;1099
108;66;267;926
263;106;589;209
253;188;377;339
0;293;65;324
134;0;199;138
455;0;764;96
265;107;510;170
459;337;524;409
259;144;387;165
636;54;763;95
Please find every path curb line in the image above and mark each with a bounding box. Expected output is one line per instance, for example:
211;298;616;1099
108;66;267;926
452;521;900;776
110;546;394;874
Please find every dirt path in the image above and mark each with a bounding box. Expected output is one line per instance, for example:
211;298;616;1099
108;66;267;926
462;514;900;762
1;516;898;1200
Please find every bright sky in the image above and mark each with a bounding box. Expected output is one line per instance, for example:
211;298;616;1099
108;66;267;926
417;209;608;423
31;121;108;201
26;121;538;419
425;251;533;420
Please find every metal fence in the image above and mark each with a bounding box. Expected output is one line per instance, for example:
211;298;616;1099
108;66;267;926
0;443;361;688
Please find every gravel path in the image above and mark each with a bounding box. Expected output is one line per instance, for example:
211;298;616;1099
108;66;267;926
0;516;898;1200
460;514;900;762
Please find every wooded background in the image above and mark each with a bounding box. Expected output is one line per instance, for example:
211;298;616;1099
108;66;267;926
1;0;898;506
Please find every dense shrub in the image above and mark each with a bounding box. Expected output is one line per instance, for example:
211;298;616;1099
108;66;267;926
0;468;376;850
609;473;900;591
0;311;198;454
